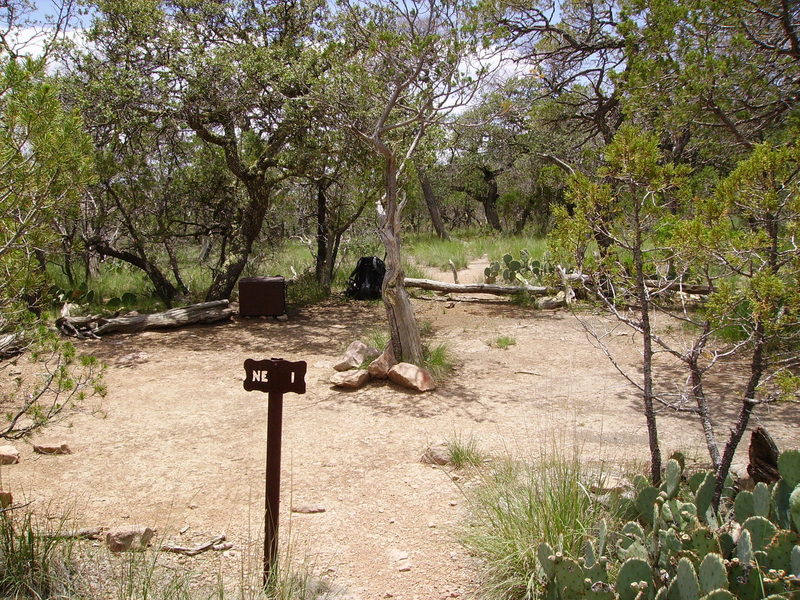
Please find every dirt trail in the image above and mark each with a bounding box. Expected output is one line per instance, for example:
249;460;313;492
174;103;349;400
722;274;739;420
6;261;799;599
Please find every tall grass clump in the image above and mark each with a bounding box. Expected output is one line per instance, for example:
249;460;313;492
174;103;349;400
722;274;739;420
446;433;484;469
470;235;548;264
0;510;79;598
405;234;470;270
422;341;456;380
463;453;613;600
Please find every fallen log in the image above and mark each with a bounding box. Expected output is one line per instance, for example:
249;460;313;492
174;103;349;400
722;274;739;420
0;333;24;359
57;300;234;339
404;278;549;296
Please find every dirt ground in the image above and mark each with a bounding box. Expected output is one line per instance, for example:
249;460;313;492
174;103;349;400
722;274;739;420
5;260;800;599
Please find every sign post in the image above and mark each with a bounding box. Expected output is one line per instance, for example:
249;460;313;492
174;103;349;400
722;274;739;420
243;357;307;587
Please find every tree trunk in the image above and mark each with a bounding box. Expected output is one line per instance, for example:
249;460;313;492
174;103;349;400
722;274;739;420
89;239;180;307
379;154;424;365
688;334;721;469
417;165;449;240
205;184;272;301
712;323;766;509
632;194;662;485
480;168;502;232
315;181;329;288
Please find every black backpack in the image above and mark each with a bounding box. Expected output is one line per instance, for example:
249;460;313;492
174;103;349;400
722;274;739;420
345;257;386;300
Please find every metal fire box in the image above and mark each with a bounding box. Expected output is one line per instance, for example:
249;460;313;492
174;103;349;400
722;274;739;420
238;276;286;317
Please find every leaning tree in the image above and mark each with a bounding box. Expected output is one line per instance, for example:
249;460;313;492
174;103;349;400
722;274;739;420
330;0;488;364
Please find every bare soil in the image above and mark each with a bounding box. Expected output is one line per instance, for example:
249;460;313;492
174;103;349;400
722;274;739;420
5;260;799;599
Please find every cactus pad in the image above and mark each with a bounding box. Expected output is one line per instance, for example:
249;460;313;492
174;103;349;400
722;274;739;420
661;459;682;499
790;484;800;532
637;486;661;525
733;490;755;523
688;471;707;494
694;473;716;527
772;479;793;530
686;527;721;558
752;482;770;518
537;542;555;579
584;539;597;569
778;450;800;488
699;590;735;600
741;515;777;551
698;554;727;594
668;557;700;600
764;530;798;571
616;557;655;600
737;528;754;564
553;556;587;597
727;561;763;600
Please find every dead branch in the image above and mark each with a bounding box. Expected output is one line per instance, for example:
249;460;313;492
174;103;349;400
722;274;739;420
161;534;226;556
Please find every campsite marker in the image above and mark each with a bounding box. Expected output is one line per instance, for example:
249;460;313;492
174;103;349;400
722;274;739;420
243;357;307;586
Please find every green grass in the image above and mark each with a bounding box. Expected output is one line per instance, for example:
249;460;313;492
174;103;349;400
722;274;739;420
463;452;615;600
405;234;471;270
0;505;331;600
0;509;78;598
491;335;516;349
43;231;550;317
364;327;390;351
405;231;548;275
422;341;456;380
445;433;485;469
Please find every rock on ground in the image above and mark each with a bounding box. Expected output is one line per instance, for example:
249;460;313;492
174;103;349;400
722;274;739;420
421;444;450;466
387;363;436;392
334;341;380;371
330;369;371;389
33;443;72;455
368;345;397;379
0;445;19;465
105;525;155;552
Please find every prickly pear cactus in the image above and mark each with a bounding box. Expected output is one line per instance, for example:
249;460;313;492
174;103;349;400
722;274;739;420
698;554;728;594
741;516;776;552
752;483;770;518
537;542;556;579
790;484;800;532
778;450;800;488
667;557;700;600
699;590;735;600
694;473;717;527
733;490;755;523
661;459;682;500
616;557;655;600
483;249;550;284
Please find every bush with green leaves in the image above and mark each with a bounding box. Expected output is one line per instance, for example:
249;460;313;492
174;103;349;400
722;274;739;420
532;451;800;600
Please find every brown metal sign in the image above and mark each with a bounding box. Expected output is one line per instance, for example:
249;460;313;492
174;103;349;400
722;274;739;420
243;356;306;587
244;358;307;394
